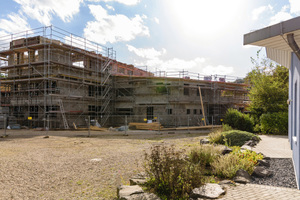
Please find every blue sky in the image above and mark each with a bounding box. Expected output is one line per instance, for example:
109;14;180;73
0;0;300;77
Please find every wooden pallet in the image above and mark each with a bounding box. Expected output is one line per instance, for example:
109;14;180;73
129;122;163;131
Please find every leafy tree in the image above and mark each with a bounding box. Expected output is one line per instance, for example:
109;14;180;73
246;50;289;134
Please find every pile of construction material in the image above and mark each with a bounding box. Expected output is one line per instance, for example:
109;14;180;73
0;107;21;129
129;122;163;131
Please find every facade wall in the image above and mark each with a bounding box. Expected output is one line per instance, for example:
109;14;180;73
290;52;300;188
113;76;248;127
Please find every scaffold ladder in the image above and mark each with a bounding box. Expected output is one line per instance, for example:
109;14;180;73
58;99;69;129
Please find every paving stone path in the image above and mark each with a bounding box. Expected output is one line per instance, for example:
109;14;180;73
220;135;300;200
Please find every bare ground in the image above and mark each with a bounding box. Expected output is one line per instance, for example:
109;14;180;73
0;129;209;200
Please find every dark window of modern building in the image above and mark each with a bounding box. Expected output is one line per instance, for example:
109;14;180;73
184;84;189;95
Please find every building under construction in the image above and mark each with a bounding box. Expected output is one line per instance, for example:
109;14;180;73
0;26;249;129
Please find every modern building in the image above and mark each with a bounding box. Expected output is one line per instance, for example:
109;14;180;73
244;16;300;189
0;26;249;129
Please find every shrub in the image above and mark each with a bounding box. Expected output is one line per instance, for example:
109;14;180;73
259;112;288;135
224;108;254;132
222;123;233;132
208;129;224;144
212;147;263;178
189;145;222;169
209;130;260;147
212;153;240;178
222;130;260;147
144;145;204;200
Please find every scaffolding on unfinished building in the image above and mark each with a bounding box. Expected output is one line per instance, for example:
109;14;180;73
0;26;116;129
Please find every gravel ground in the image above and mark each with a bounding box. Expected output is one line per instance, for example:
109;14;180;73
0;129;208;200
252;158;297;188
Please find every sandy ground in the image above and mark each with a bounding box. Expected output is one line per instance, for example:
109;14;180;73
0;129;209;200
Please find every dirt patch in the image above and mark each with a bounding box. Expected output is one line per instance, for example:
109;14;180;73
0;129;209;199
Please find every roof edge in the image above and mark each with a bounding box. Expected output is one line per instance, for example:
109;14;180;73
244;16;300;45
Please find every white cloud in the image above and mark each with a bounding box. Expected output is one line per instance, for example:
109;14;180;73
90;0;141;5
252;5;273;20
289;0;300;14
14;0;83;25
106;4;115;11
269;5;293;25
202;65;234;75
84;5;149;44
127;45;166;59
154;17;160;24
126;45;230;75
0;13;31;34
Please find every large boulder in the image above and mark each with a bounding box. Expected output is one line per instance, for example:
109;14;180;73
257;159;270;168
125;193;161;200
118;185;161;200
130;173;148;186
233;169;252;184
252;166;273;178
118;185;144;199
190;183;225;199
220;145;233;155
200;138;210;145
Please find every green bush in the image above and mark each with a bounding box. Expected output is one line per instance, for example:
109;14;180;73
223;130;260;147
208;130;224;144
222;124;233;132
208;130;260;147
224;108;254;132
212;147;263;178
259;112;288;135
189;145;222;169
144;145;204;200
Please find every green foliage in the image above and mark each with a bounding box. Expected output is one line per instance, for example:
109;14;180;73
212;147;263;178
222;130;260;147
246;50;288;134
189;145;222;169
222;124;233;132
144;145;204;200
208;130;224;144
224;108;254;132
156;86;169;94
208;130;260;147
259;112;288;134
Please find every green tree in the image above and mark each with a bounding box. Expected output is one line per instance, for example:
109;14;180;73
246;50;289;134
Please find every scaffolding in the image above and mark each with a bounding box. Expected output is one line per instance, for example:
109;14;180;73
0;26;249;129
113;74;249;127
0;26;116;129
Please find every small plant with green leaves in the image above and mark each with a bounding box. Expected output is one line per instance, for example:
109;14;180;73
144;145;204;200
189;145;222;169
212;147;263;178
208;129;224;144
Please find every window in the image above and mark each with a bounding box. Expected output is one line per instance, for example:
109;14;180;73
187;109;190;114
184;84;189;95
167;109;172;115
147;107;154;119
88;85;95;96
116;108;133;116
193;109;197;114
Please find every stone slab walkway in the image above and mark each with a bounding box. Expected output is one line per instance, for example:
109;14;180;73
220;135;300;200
253;135;292;158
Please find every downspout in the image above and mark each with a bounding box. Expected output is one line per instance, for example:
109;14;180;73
287;33;300;61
